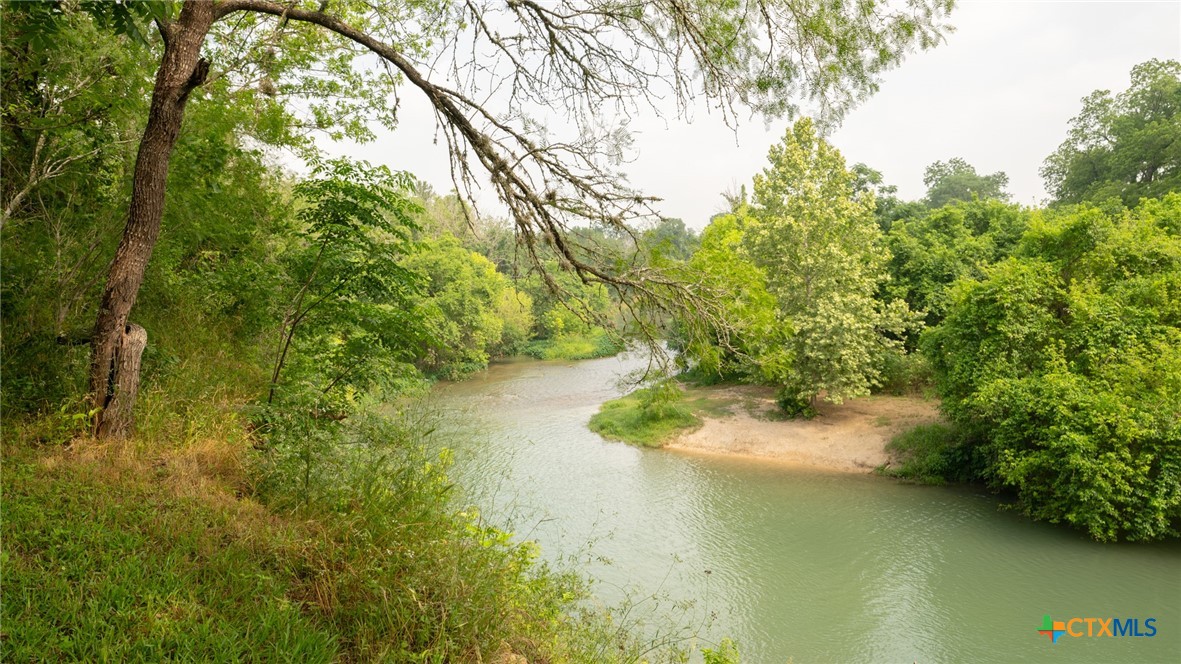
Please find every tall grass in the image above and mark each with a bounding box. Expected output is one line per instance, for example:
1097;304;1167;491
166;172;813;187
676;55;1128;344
588;383;701;448
4;413;712;661
2;344;712;663
881;422;982;485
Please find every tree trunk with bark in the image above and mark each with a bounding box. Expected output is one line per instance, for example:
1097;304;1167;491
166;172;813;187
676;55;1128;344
88;3;215;437
97;323;148;439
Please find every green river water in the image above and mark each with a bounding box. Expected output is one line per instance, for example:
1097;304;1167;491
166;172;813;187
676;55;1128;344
433;354;1181;663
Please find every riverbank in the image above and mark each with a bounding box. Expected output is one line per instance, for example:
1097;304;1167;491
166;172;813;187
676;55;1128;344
590;382;942;473
663;385;942;473
522;329;622;361
440;355;1181;662
1;415;682;662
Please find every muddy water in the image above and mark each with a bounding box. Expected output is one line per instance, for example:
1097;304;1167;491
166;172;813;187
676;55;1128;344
433;354;1181;663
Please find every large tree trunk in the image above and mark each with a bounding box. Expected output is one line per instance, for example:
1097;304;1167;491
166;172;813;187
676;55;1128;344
97;323;148;439
89;2;215;438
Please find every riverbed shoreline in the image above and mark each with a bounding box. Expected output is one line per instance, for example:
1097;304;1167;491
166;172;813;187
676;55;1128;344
662;385;942;473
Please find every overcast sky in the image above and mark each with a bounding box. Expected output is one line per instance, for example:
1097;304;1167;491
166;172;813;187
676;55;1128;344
339;0;1181;230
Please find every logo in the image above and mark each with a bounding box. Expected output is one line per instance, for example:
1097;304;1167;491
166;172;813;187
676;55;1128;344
1038;615;1066;643
1038;614;1157;644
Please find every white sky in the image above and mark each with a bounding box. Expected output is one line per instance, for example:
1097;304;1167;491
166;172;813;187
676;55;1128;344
339;0;1181;230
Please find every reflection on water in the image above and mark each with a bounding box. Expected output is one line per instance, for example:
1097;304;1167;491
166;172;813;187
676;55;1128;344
431;354;1181;663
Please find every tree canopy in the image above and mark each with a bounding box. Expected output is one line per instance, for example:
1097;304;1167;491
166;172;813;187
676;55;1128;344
678;210;785;384
885;198;1028;329
676;119;913;413
924;194;1181;541
5;0;955;437
1042;59;1181;207
922;157;1010;208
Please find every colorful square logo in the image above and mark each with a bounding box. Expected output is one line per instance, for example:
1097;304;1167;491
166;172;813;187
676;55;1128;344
1038;615;1066;644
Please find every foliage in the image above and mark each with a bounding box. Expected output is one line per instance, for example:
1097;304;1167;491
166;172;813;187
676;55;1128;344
524;328;622;361
589;381;702;448
1043;59;1181;207
266;158;422;413
922;157;1010;208
642;217;700;262
0;4;307;414
882;422;979;484
494;287;537;355
924;194;1181;541
513;259;622;361
745;118;914;407
675;211;788;383
402;236;534;378
852;162;927;231
875;349;935;396
701;638;742;664
1;3;151;228
885;198;1029;330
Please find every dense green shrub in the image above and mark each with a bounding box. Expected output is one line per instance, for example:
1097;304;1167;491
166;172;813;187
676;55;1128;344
883;423;981;484
875;349;936;395
885;199;1029;333
925;195;1181;541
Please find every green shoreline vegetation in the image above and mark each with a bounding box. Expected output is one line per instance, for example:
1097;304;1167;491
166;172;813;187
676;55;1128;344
598;65;1181;543
2;1;1179;660
4;404;704;662
589;382;755;448
524;328;624;362
589;383;703;448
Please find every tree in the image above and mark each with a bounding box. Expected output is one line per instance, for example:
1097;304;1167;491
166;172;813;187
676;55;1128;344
923;157;1010;208
29;0;953;437
402;235;533;378
924;194;1181;541
745;118;910;411
1042;59;1181;207
641;217;699;263
266;158;422;412
851;162;926;231
676;210;787;383
1;4;302;415
885;198;1028;330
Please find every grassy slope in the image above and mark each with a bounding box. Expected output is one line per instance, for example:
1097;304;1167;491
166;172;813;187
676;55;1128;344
3;438;339;661
0;313;686;663
3;427;681;662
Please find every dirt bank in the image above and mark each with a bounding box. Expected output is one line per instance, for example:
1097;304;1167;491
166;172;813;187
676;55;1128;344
665;385;941;472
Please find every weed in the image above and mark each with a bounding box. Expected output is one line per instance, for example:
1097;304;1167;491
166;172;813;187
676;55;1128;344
881;422;981;485
589;381;701;447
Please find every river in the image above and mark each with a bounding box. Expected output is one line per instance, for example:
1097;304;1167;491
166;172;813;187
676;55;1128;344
431;353;1181;663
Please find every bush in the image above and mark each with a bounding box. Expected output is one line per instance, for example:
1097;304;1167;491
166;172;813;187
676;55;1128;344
883;423;980;484
523;328;622;361
775;389;817;419
875;349;935;396
589;382;701;447
924;196;1181;541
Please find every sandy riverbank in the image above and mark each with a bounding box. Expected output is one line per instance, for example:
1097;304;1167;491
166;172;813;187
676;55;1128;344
664;385;941;472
